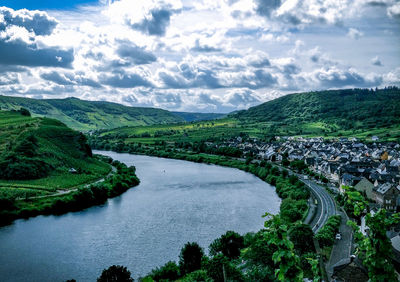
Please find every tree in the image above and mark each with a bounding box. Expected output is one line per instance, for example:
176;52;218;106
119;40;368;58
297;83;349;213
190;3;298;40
349;209;400;282
263;213;303;281
97;265;133;282
179;242;204;275
209;230;244;259
150;261;180;281
203;254;244;282
289;224;315;255
14;134;38;157
19;108;31;116
280;198;307;223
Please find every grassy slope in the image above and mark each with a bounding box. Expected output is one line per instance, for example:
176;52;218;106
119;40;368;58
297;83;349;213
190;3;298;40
171;111;226;122
0;111;110;197
0;95;185;131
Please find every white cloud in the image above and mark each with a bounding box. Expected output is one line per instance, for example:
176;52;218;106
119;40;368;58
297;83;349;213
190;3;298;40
347;28;363;40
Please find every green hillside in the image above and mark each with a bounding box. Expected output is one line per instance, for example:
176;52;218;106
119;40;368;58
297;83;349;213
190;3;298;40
233;87;400;130
171;112;226;122
0;110;110;188
0;96;185;131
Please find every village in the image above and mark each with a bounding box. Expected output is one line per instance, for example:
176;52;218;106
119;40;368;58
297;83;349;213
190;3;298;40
210;135;400;275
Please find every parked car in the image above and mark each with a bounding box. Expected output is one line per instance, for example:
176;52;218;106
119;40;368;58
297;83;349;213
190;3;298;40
335;233;342;240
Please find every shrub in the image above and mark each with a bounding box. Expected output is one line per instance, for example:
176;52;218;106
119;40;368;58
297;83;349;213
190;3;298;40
179;242;204;275
97;265;133;282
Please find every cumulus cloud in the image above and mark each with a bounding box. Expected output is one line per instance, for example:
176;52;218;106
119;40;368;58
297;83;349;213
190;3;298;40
0;72;19;85
224;89;260;108
0;7;58;36
255;0;281;17
159;66;222;89
383;67;400;86
191;39;222;52
40;71;102;88
116;41;157;64
0;7;73;68
40;71;75;85
0;38;74;68
255;0;353;26
312;67;383;88
106;0;182;36
387;2;400;18
371;56;383;66
100;71;153;88
347;28;363;40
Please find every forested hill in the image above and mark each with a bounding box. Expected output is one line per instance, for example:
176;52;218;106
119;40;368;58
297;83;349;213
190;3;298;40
0;96;184;131
172;111;226;122
0;110;108;180
232;87;400;129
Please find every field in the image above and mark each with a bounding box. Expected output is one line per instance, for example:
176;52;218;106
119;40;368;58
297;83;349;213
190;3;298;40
91;115;400;150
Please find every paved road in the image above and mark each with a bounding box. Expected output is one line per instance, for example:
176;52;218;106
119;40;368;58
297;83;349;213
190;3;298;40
326;210;353;279
301;179;336;233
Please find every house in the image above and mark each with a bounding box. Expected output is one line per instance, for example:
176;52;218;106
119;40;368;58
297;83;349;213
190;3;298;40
69;168;78;174
340;173;361;187
371;136;379;141
354;177;375;200
373;183;400;211
331;256;368;282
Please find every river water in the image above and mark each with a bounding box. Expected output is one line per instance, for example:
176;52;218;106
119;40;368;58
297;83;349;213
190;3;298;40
0;151;280;281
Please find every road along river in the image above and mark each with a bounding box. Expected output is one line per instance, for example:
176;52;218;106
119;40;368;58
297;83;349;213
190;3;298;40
0;151;280;281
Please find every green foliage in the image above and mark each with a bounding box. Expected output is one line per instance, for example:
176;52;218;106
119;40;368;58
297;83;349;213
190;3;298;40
149;261;180;281
97;265;133;282
180;270;211;282
203;254;244;282
179;242;204;275
349;209;400;282
241;230;276;268
315;215;341;248
263;213;303;281
209;230;244;259
280;198;308;223
289;223;315;255
18;108;31;116
306;254;321;282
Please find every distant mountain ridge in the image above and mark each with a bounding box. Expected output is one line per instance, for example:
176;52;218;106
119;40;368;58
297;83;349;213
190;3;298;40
172;111;226;122
0;95;223;131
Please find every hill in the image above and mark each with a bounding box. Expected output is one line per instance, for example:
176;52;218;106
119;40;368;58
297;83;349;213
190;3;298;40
232;87;400;132
0;96;185;131
0;110;110;184
0;95;225;131
171;112;226;122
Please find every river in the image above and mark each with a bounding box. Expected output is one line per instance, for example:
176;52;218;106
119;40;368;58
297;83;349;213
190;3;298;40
0;151;280;281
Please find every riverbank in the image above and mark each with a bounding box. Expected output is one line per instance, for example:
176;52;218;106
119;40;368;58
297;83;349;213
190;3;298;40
0;157;140;226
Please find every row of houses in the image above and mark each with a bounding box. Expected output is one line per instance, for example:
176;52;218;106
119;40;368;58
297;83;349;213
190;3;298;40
219;136;400;212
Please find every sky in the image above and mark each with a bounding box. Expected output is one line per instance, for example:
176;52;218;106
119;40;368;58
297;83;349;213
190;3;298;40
0;0;399;113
